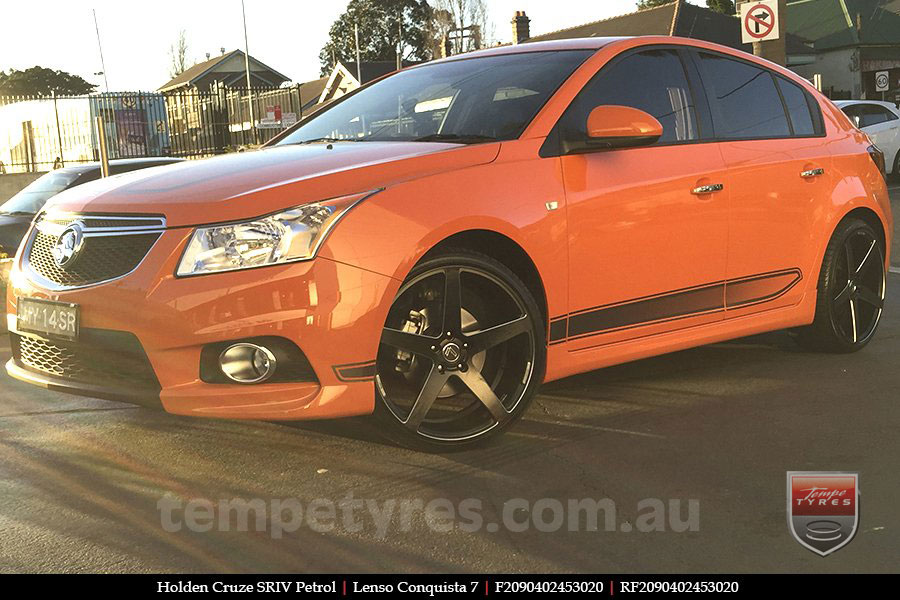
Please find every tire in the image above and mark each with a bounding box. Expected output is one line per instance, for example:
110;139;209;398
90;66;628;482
372;249;545;451
893;150;900;182
794;219;886;353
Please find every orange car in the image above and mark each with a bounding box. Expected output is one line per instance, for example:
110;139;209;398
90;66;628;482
6;37;891;450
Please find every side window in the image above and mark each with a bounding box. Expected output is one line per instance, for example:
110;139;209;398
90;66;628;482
563;49;699;145
859;105;898;127
842;105;864;127
775;77;816;136
696;52;790;139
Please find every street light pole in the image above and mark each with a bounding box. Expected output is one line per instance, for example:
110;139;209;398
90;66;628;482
92;9;110;93
241;0;257;143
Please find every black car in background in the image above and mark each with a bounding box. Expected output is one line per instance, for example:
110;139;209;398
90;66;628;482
0;157;184;256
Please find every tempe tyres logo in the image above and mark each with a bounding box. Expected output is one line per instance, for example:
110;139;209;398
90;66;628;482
787;472;859;556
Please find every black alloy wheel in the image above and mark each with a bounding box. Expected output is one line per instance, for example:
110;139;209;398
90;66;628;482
374;250;544;450
795;219;886;352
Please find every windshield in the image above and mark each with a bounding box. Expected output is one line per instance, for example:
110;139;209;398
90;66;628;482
0;170;84;215
278;50;592;145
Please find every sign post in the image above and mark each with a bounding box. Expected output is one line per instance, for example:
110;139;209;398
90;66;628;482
875;70;890;101
739;0;786;66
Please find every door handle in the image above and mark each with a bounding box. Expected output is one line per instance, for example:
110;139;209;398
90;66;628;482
691;183;724;195
801;168;825;178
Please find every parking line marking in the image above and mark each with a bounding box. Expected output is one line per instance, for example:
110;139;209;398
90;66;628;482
890;267;900;274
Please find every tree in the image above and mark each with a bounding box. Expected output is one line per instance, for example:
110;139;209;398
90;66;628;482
636;0;673;9
0;67;97;96
706;0;736;14
431;0;493;55
319;0;433;76
169;30;189;78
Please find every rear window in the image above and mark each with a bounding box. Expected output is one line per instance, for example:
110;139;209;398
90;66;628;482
842;104;899;128
696;52;790;139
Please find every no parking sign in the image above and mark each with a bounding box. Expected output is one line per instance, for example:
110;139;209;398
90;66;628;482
741;1;780;44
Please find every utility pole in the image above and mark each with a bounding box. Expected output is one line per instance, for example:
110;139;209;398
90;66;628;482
354;23;362;84
397;13;402;70
241;0;257;143
92;9;109;92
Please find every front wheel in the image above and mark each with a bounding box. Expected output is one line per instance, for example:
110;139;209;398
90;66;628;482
794;219;886;352
373;250;545;451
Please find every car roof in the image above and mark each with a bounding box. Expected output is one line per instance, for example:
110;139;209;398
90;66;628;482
834;100;899;110
431;37;625;65
54;157;185;174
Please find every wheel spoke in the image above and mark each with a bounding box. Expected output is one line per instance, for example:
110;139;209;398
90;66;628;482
466;315;530;352
844;241;855;277
855;239;877;277
404;366;450;431
442;267;463;334
833;281;853;308
849;299;859;343
856;285;884;309
458;368;509;423
381;327;437;358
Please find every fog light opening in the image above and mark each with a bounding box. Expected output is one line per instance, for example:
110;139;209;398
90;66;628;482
219;343;277;384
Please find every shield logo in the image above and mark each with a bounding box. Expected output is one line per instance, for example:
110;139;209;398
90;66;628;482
787;471;859;556
52;222;85;269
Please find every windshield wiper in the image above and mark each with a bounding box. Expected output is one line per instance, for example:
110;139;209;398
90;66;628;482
290;137;368;145
412;133;498;144
0;210;34;217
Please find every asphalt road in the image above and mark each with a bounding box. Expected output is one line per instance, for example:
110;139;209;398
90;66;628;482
0;186;898;574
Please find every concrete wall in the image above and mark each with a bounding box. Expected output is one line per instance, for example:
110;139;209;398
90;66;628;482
0;172;45;204
791;48;862;99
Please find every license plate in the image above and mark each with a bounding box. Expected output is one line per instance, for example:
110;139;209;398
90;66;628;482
17;298;80;341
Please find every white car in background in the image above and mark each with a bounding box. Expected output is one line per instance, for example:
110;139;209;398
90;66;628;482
835;100;900;178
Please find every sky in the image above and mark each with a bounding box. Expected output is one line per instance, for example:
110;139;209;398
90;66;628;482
0;1;706;91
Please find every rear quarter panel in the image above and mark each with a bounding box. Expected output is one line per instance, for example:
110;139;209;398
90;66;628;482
820;99;893;273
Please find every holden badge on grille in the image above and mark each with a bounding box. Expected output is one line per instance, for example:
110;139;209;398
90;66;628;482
52;222;85;269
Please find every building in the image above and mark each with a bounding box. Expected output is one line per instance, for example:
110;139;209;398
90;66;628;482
515;0;898;101
785;0;900;101
296;77;329;114
158;49;290;93
520;1;754;51
318;61;418;105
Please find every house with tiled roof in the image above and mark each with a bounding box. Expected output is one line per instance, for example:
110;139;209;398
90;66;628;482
158;49;290;93
318;61;419;106
518;2;809;71
524;1;754;51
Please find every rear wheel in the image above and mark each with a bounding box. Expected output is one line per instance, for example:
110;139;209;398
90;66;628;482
795;219;885;352
373;250;544;451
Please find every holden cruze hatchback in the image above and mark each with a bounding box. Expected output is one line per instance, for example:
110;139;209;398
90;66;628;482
6;37;891;450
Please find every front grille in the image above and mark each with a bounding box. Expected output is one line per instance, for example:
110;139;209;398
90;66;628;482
11;330;160;392
24;213;164;289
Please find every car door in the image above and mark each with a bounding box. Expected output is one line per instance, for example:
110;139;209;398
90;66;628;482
553;48;730;349
691;50;831;315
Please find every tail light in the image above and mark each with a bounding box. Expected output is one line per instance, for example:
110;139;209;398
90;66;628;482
867;145;886;179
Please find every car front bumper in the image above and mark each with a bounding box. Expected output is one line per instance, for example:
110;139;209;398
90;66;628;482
5;227;398;420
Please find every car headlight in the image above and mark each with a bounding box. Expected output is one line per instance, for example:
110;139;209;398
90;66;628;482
176;190;377;277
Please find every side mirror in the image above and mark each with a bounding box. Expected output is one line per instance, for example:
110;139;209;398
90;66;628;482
566;105;663;153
